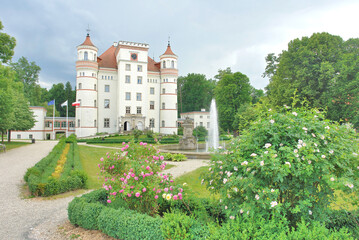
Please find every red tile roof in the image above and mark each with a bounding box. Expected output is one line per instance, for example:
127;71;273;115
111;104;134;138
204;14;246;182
148;56;160;72
98;46;117;69
163;44;176;56
80;34;96;47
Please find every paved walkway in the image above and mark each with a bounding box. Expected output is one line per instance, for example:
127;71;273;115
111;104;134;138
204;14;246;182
0;141;76;240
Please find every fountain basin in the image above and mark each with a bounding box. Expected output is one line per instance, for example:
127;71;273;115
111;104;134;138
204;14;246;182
157;143;213;159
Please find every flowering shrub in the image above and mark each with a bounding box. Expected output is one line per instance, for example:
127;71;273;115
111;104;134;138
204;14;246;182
98;142;184;215
203;107;359;225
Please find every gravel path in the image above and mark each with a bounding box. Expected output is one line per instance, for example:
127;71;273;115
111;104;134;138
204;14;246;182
0;141;210;239
0;141;76;240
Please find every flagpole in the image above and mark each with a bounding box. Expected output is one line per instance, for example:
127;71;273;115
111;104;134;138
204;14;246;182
66;104;68;138
53;99;55;140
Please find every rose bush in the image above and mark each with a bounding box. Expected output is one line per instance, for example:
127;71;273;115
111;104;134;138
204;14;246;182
203;106;359;225
98;142;184;215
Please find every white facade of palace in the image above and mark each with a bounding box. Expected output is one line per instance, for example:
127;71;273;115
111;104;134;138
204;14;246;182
75;34;178;138
10;106;75;140
180;109;210;130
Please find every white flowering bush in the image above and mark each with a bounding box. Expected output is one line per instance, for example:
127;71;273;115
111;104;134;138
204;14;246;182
203;107;359;225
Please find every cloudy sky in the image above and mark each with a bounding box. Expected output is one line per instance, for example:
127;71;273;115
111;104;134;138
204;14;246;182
1;0;358;90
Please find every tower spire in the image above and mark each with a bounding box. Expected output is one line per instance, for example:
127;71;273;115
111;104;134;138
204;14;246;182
168;35;170;46
86;24;90;36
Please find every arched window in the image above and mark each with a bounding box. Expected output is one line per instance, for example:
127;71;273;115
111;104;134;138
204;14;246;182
163;61;166;68
171;60;174;68
84;51;88;60
94;100;97;107
162;88;165;94
94;120;97;127
162;120;165;127
78;83;82;89
94;54;97;61
162;102;165;109
78;119;81;127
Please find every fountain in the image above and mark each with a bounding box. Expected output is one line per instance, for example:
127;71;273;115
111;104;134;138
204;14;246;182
158;99;220;159
207;99;219;150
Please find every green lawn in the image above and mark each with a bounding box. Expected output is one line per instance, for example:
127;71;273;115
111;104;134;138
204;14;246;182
88;143;123;148
79;145;112;189
2;141;31;151
175;166;219;199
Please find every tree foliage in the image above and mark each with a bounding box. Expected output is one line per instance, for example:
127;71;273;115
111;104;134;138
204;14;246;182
11;56;41;105
214;69;252;132
178;73;216;115
265;32;359;128
0;21;16;64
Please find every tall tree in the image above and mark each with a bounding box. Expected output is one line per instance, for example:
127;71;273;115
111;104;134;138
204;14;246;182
214;69;252;132
48;83;66;116
177;73;216;116
11;56;41;105
265;32;359;127
0;64;15;142
0;20;16;64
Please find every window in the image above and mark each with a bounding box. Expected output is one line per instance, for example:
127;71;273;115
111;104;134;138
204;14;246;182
84;51;88;60
94;100;97;107
125;75;131;83
150;119;155;128
207;116;210;119
200;122;203;126
162;120;165;127
45;121;51;127
137;76;142;84
78;119;80;127
162;102;165;109
105;76;107;80
126;92;131;100
94;54;96;60
94;84;97;90
136;93;142;101
29;134;33;139
175;89;177;94
17;134;21;139
104;99;110;108
163;61;166;68
102;75;104;79
137;107;142;114
126;106;131;114
54;122;60;127
69;121;74;127
104;118;110;128
162;88;165;94
62;122;67;128
137;65;142;72
207;122;210;128
105;85;110;92
150;101;155;110
78;99;81;106
126;64;131;71
111;76;113;80
171;60;174;68
200;116;203;119
78;83;82;89
94;120;97;127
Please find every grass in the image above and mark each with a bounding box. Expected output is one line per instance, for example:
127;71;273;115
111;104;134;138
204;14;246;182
175;166;219;199
2;141;31;151
79;145;112;189
89;143;123;148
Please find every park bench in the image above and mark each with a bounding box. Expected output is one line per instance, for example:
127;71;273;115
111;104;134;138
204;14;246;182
0;144;5;153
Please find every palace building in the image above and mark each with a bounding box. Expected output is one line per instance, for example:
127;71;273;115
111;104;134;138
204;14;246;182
75;34;178;138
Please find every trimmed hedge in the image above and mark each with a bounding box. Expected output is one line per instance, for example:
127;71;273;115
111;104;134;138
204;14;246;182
78;137;180;144
68;189;164;239
25;137;87;196
68;189;354;239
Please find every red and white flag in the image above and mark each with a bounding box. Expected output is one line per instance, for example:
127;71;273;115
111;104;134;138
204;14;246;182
72;101;80;106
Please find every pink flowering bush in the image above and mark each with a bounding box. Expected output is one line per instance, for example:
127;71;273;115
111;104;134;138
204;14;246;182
98;142;184;215
203;106;359;225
